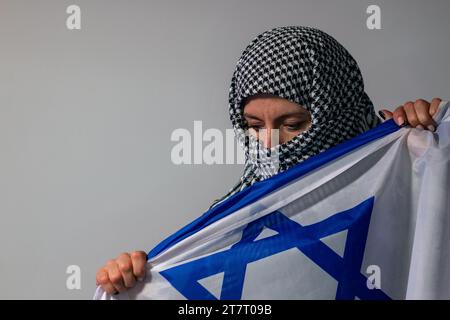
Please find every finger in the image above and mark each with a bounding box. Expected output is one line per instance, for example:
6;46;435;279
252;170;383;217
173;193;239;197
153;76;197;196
96;268;117;295
106;260;126;293
403;101;421;128
414;99;436;131
116;253;136;289
392;106;408;127
430;97;442;117
131;251;147;281
378;109;393;121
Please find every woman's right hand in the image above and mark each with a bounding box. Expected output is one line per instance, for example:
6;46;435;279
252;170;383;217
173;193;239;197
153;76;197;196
96;251;147;294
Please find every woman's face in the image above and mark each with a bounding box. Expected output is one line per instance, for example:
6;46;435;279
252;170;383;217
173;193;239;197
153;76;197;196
243;93;312;148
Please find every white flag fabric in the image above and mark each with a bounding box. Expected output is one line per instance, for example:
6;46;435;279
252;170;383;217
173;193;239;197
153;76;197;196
95;101;450;300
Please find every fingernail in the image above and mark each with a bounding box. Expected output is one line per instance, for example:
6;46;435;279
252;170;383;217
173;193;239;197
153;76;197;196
427;125;436;132
378;110;386;120
397;116;405;126
417;125;424;130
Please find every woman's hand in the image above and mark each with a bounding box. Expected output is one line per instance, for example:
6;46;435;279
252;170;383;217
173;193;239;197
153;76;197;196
96;251;147;294
379;98;442;132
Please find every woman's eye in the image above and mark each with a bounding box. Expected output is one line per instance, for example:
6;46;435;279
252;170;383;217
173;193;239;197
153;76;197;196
284;123;303;131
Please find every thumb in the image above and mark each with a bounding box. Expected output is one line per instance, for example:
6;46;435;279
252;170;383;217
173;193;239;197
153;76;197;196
378;109;393;121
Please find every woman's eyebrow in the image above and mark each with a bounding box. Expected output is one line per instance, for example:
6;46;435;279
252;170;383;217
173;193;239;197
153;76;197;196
243;113;263;120
244;110;309;121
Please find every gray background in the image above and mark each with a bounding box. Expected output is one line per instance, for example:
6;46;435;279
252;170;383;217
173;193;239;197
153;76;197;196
0;0;449;299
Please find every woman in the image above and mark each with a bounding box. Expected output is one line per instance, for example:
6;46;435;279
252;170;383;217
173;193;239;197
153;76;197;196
95;26;442;295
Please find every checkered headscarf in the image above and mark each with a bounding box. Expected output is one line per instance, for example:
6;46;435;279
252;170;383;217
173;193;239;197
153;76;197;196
210;26;381;208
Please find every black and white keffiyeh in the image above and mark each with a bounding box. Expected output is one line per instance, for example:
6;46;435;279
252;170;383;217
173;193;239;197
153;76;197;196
210;26;381;208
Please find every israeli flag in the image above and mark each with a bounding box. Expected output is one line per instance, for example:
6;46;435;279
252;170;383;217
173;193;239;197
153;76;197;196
95;101;450;300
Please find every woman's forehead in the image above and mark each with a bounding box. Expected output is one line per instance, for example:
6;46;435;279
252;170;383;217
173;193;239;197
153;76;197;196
243;94;309;116
244;93;305;107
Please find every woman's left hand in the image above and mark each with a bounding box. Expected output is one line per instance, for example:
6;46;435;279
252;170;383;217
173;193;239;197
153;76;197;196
379;98;442;132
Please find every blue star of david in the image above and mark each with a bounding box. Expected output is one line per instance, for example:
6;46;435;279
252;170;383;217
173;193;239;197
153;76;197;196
160;197;391;300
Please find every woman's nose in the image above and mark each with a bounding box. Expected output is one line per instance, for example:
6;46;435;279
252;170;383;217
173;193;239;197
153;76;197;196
259;127;280;148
